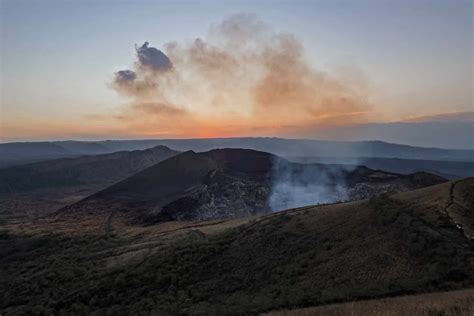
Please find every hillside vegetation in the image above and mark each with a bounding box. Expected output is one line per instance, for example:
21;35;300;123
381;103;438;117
1;178;472;314
264;289;474;316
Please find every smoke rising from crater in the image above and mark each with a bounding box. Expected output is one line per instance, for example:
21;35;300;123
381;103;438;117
269;158;349;212
111;14;372;137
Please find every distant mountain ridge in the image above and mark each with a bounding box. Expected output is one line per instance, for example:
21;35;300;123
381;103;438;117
289;156;474;179
1;138;473;169
131;138;474;161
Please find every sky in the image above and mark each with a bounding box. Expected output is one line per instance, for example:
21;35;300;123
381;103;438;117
0;0;473;148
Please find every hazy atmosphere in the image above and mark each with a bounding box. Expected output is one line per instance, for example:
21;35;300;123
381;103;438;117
1;1;473;315
1;0;472;148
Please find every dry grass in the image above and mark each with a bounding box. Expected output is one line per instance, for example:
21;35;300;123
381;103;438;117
264;289;474;316
2;179;473;314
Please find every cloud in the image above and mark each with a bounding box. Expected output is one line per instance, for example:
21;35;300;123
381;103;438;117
112;42;173;98
402;111;474;123
136;42;172;71
115;70;136;82
132;102;186;117
110;14;373;137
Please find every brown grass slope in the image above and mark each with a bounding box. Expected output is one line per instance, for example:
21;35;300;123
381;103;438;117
1;178;472;314
264;288;474;316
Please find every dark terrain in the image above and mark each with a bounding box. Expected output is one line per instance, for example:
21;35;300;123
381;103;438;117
1;177;473;314
62;149;446;223
0;146;180;227
0;145;471;315
0;145;179;195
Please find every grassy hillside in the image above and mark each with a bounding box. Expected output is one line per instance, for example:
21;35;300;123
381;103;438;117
264;289;474;316
1;178;473;314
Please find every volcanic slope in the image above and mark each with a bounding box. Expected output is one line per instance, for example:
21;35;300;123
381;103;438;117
2;178;472;314
0;145;179;195
63;148;446;223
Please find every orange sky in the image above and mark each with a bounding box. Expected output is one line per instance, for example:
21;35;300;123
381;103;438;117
1;3;472;142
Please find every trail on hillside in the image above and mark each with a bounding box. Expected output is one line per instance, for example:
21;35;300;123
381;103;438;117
444;180;471;239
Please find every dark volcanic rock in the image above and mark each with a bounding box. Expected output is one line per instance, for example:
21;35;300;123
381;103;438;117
160;170;271;221
63;148;447;223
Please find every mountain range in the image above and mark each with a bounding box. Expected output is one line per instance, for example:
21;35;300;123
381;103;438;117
1;138;473;169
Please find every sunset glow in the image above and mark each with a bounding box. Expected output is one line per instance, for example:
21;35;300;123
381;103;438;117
1;0;472;148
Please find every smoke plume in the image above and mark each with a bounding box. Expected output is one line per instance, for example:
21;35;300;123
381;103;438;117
269;158;349;211
110;13;372;137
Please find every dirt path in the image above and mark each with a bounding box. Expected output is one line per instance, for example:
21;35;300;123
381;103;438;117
444;180;470;239
150;219;230;238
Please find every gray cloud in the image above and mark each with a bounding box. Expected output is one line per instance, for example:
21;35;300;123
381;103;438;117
115;70;136;82
136;42;172;71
